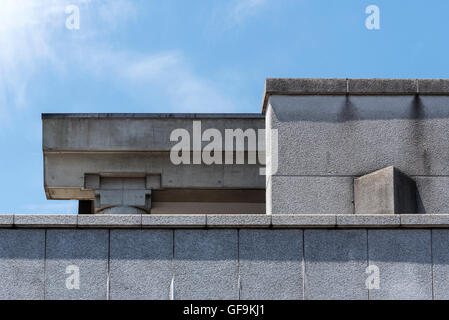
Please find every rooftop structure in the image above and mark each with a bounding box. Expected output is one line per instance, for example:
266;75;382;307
2;79;449;300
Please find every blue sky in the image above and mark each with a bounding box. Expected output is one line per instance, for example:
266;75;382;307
1;0;449;214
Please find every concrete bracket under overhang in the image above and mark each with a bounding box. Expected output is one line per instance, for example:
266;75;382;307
83;173;162;214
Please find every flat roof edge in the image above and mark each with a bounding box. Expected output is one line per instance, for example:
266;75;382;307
42;113;265;120
261;78;449;113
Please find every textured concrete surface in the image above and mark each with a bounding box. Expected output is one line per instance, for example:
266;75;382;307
0;226;448;299
43;116;265;202
0;230;45;299
45;229;108;300
304;230;368;300
45;152;265;199
110;230;173;300
401;214;449;227
43;116;264;152
418;79;449;94
367;230;432;300
142;214;206;228
267;95;449;177
336;215;400;228
5;214;449;229
0;214;13;227
271;214;336;227
14;214;77;227
268;176;353;214
266;94;449;215
77;214;141;228
207;215;270;227
354;166;417;215
415;177;449;213
262;79;449;112
174;230;239;300
348;79;417;95
432;230;449;299
239;229;303;299
262;79;346;112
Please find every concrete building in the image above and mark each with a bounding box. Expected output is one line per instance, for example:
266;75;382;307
2;78;449;299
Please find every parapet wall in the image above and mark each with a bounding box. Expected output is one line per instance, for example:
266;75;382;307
2;214;449;300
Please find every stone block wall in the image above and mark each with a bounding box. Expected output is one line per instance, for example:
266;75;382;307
2;214;449;300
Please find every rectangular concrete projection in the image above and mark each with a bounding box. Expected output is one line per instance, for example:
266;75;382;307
239;229;303;299
354;166;417;215
173;230;239;300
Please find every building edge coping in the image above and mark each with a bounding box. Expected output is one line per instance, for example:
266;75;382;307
261;78;449;113
3;214;449;229
42;113;265;120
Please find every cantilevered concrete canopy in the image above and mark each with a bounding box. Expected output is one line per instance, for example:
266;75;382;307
43;113;265;214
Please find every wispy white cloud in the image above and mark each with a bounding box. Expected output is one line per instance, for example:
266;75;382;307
232;0;267;24
78;49;237;112
0;0;135;120
0;0;237;118
0;0;60;117
119;52;237;112
209;0;268;31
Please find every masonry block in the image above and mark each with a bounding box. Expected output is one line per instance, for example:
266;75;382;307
418;79;449;94
431;230;449;300
348;79;417;94
110;230;173;300
239;230;303;299
268;176;353;214
304;230;368;300
77;214;141;228
207;215;271;228
14;214;77;228
142;214;206;228
174;230;238;300
354;166;417;214
0;230;45;299
0;214;13;227
45;230;108;300
367;230;432;300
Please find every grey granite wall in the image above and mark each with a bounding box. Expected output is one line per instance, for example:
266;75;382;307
1;222;449;300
